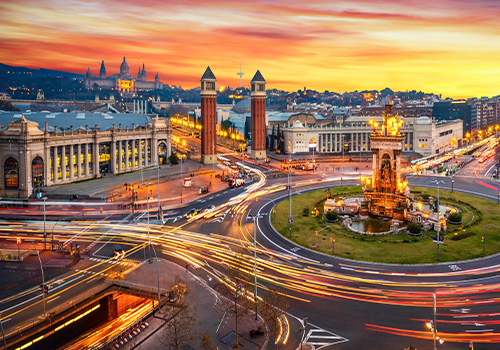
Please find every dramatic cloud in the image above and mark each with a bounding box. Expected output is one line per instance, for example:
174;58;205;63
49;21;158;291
1;0;499;97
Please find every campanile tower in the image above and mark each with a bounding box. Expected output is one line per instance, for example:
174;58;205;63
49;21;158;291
200;66;217;164
250;70;266;159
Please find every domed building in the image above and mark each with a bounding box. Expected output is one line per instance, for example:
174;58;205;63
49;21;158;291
84;57;163;93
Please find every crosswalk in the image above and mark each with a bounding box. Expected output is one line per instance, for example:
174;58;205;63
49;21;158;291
89;256;143;266
304;327;348;349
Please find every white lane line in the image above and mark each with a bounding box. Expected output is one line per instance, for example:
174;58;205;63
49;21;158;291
465;329;493;333
86;277;98;284
341;267;354;271
47;295;61;304
1;318;11;323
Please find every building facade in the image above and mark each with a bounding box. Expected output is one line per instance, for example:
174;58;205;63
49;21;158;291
84;57;163;92
0;112;171;198
282;116;462;157
433;100;472;134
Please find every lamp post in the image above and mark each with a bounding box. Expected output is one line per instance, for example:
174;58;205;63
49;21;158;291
0;317;7;350
51;219;61;251
432;180;444;261
247;213;263;320
451;174;454;193
150;244;161;315
42;197;47;251
157;165;163;224
180;156;183;204
141;182;152;263
483;224;500;255
288;141;292;237
30;241;46;317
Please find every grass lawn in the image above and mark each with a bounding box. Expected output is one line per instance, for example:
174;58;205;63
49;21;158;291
273;186;500;264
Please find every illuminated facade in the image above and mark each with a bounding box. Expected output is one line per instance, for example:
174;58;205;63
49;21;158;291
84;57;163;92
0;112;171;198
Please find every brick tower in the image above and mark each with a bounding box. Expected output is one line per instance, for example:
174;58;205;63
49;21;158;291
200;66;217;164
250;70;267;159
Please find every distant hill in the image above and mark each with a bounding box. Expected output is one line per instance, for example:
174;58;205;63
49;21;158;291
0;63;85;80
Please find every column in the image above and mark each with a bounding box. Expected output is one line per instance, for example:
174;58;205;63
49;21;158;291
53;147;58;183
84;144;89;176
318;135;321;153
334;134;338;152
94;141;99;176
138;139;143;168
406;133;410;151
125;141;129;170
111;141;117;173
62;146;66;181
77;144;82;178
118;141;123;171
69;145;74;180
372;152;377;186
132;140;136;168
145;139;149;166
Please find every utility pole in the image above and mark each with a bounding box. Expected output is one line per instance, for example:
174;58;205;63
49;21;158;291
288;141;292;237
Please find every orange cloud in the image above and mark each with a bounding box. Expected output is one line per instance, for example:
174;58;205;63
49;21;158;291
0;0;499;98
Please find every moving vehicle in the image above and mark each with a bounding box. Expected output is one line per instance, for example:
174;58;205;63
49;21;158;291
185;208;202;218
229;178;245;188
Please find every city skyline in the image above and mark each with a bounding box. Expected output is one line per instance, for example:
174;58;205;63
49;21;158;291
1;0;500;98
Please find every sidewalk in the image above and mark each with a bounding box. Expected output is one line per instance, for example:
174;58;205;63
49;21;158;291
117;259;268;350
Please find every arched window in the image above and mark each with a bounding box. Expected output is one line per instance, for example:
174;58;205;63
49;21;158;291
32;156;44;188
158;142;167;164
5;157;19;189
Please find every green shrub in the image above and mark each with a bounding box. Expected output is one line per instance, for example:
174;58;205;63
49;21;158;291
421;194;430;200
408;222;422;234
448;212;462;223
451;232;475;241
325;210;338;222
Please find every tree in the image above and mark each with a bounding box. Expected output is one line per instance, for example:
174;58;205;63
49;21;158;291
270;125;276;151
200;331;215;350
260;284;289;349
169;152;180;165
161;298;198;350
215;254;253;349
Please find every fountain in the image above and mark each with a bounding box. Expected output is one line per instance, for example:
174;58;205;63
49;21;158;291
324;105;449;235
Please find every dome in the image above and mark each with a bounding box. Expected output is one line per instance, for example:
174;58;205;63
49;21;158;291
293;120;304;128
120;57;129;76
416;116;431;124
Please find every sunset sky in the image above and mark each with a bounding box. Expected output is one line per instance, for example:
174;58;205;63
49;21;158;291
1;0;499;98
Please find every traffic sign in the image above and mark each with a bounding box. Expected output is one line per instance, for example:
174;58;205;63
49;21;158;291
16;237;21;245
288;217;293;223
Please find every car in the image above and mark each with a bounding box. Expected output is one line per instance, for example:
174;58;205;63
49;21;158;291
204;205;215;212
185;208;202;218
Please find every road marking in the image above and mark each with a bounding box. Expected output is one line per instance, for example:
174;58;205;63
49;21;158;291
341;267;354;271
465;329;493;333
47;296;61;303
304;327;348;349
1;318;10;323
223;191;228;194
86;277;98;284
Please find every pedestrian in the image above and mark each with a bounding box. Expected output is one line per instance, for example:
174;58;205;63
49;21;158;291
185;263;189;273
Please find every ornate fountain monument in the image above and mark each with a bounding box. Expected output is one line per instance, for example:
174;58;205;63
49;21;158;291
325;105;448;234
362;104;410;220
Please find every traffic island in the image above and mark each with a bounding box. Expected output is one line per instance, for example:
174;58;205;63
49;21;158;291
273;186;497;264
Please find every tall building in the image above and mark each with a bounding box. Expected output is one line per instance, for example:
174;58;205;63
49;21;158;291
250;70;267;159
84;57;163;92
469;98;499;132
200;67;217;164
433;100;472;133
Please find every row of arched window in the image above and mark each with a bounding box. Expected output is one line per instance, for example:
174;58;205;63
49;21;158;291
4;157;44;189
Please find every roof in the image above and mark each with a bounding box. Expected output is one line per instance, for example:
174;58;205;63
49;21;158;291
0;111;150;133
201;66;216;80
251;70;265;82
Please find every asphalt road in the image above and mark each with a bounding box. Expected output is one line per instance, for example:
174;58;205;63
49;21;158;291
2;155;500;350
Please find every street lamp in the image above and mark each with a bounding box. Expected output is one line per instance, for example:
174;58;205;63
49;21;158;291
451;174;454;193
141;182;153;263
30;241;46;317
483;224;500;255
432;180;444;261
288;141;293;237
180;156;183;204
157;165;163;224
426;293;444;350
41;197;47;250
150;244;161;315
247;213;263;320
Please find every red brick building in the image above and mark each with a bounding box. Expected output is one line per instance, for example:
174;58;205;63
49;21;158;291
200;67;217;164
250;70;266;159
